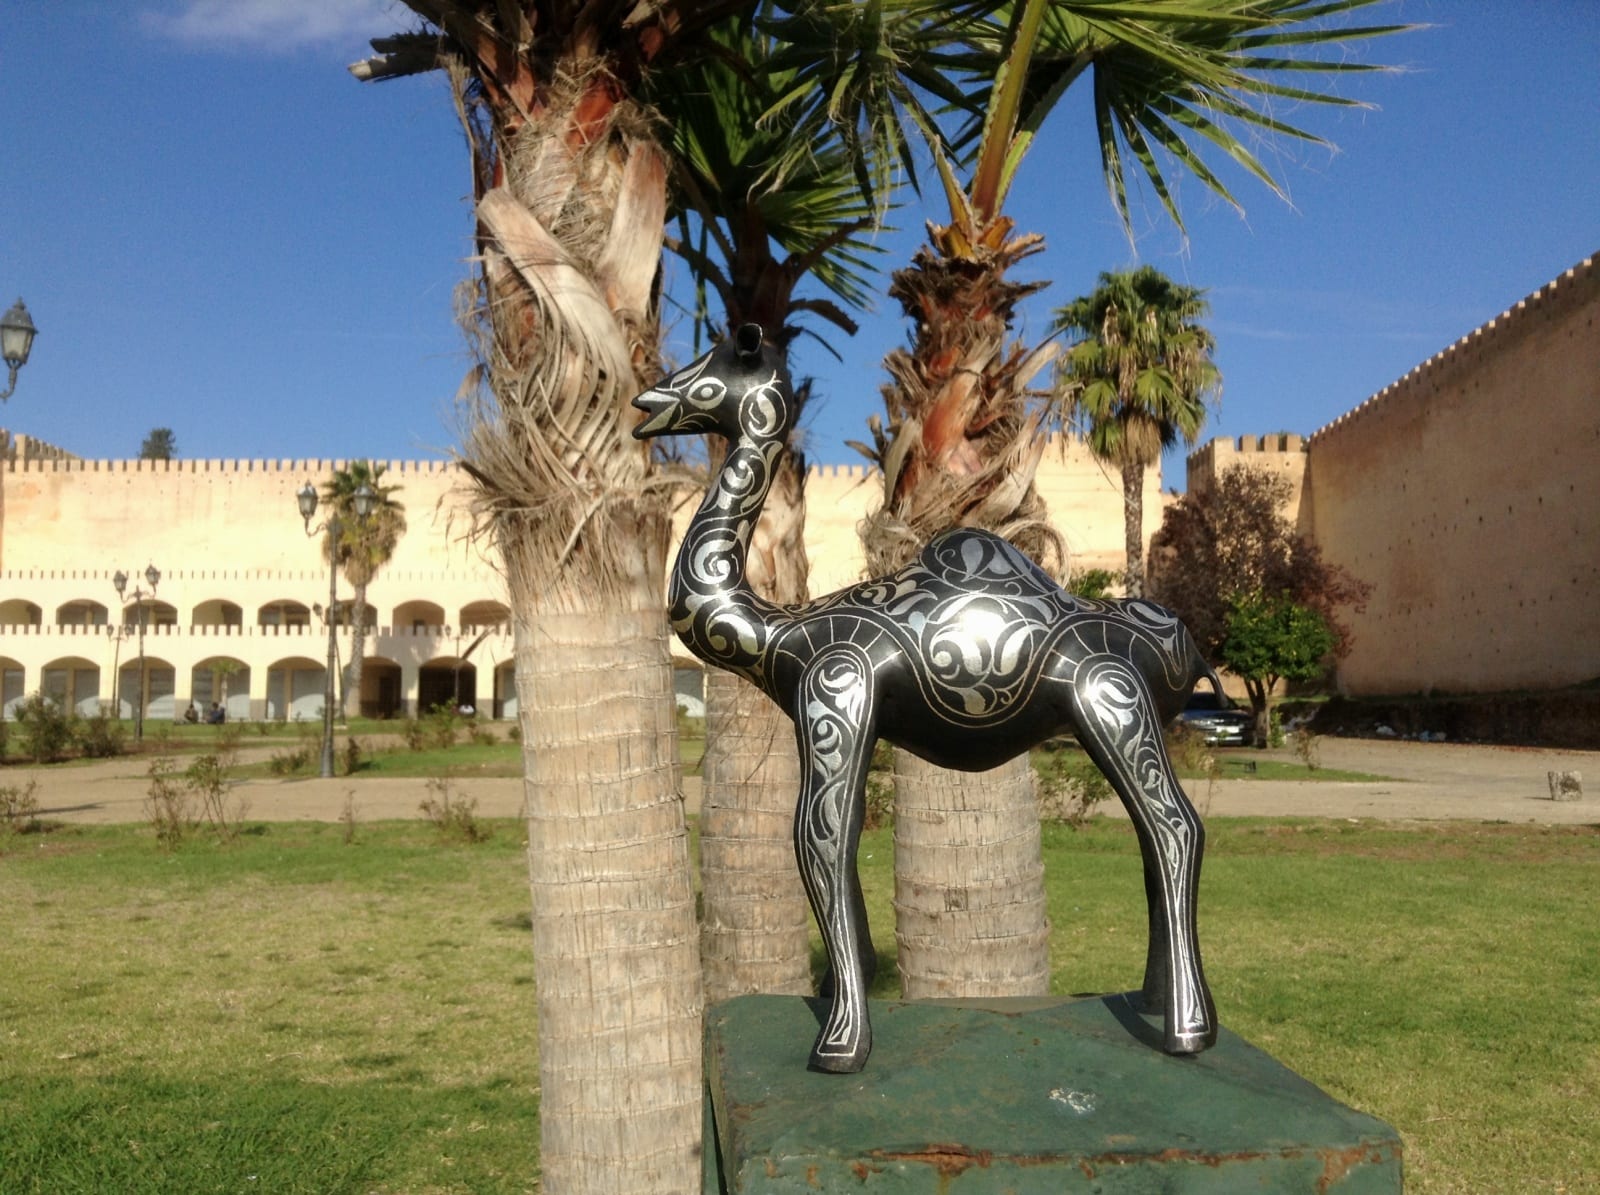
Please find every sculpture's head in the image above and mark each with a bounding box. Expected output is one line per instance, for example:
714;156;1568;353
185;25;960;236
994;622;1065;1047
632;323;795;444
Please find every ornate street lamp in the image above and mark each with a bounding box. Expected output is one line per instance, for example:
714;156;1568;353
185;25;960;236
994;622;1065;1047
113;564;161;740
298;480;376;778
1;299;39;401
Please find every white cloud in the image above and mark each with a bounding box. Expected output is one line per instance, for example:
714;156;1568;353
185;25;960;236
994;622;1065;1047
142;0;402;52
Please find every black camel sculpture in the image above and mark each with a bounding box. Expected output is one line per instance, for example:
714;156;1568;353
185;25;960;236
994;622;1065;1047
633;324;1218;1074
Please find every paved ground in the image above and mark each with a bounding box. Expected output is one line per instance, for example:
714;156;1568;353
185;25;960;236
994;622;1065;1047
19;735;1599;828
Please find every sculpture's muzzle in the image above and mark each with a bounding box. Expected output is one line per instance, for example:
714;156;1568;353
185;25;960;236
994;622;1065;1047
631;389;675;439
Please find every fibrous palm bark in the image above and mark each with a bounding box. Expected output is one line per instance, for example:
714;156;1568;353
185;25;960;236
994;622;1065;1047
462;95;702;1193
353;7;740;1189
863;218;1061;1003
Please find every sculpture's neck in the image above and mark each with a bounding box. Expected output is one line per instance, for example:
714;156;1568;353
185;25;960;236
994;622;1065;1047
669;436;784;685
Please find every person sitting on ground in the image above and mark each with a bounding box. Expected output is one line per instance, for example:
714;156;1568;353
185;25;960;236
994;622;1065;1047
206;702;225;725
183;702;199;723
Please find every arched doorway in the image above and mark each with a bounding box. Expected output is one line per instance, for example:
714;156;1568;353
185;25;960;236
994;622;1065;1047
191;657;251;722
495;659;516;720
460;600;509;629
191;599;244;629
394;600;446;631
258;600;312;630
0;599;41;626
41;656;100;716
265;656;326;722
55;600;108;628
118;655;176;722
360;657;403;719
419;658;475;715
0;655;26;718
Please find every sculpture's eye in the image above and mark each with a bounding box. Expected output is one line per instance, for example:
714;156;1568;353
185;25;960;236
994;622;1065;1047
692;380;723;403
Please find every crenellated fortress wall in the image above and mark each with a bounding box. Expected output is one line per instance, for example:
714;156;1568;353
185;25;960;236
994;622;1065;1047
1301;254;1598;694
9;253;1589;715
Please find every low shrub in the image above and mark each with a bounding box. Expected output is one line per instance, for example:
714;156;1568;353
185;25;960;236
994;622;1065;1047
145;755;193;850
76;708;128;759
269;747;313;776
0;779;40;833
1291;725;1321;770
423;705;462;750
1035;746;1114;828
14;694;76;763
419;773;490;844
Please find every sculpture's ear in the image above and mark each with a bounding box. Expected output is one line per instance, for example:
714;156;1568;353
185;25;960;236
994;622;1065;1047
734;323;763;362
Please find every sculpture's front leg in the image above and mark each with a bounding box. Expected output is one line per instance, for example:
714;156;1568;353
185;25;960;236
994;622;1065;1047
792;644;878;1073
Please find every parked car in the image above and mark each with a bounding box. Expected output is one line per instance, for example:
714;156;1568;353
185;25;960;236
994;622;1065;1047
1174;691;1252;747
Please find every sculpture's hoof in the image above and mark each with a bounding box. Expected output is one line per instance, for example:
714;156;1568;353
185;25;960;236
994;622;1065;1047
1165;1024;1217;1055
808;1037;870;1074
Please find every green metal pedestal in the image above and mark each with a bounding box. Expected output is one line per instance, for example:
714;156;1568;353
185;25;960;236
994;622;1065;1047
704;994;1402;1193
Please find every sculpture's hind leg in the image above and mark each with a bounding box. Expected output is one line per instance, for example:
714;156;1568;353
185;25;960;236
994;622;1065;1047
792;643;879;1073
1066;654;1216;1054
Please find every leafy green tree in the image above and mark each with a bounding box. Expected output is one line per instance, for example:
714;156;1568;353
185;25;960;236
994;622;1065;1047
1066;567;1117;600
1221;590;1337;745
321;462;405;720
139;427;177;461
1149;465;1370;665
1054;267;1221;597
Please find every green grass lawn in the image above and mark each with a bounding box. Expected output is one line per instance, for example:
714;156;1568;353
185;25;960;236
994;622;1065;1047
4;817;1595;1192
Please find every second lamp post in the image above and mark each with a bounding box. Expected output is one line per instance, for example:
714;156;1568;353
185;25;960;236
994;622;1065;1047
113;564;161;740
297;480;375;779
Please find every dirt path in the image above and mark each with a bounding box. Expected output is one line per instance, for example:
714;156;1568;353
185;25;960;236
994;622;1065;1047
17;736;1598;827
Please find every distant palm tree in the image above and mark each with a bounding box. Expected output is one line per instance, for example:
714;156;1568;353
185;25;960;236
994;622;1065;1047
1054;267;1220;597
321;461;405;719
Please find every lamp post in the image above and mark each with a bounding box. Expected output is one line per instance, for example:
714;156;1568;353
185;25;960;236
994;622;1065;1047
113;564;160;740
297;479;375;779
1;299;38;401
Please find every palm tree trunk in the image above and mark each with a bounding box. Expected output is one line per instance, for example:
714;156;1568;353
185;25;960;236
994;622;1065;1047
865;233;1056;1003
700;672;812;997
1123;459;1146;598
453;73;702;1191
506;532;703;1194
346;581;369;720
698;447;813;998
892;750;1050;997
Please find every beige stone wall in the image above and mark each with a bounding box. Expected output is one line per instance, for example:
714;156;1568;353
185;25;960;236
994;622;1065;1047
0;438;1154;718
1303;255;1599;694
0;457;486;578
0;458;515;719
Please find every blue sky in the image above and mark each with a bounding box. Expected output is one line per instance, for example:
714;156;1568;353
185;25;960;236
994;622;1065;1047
2;2;1596;489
